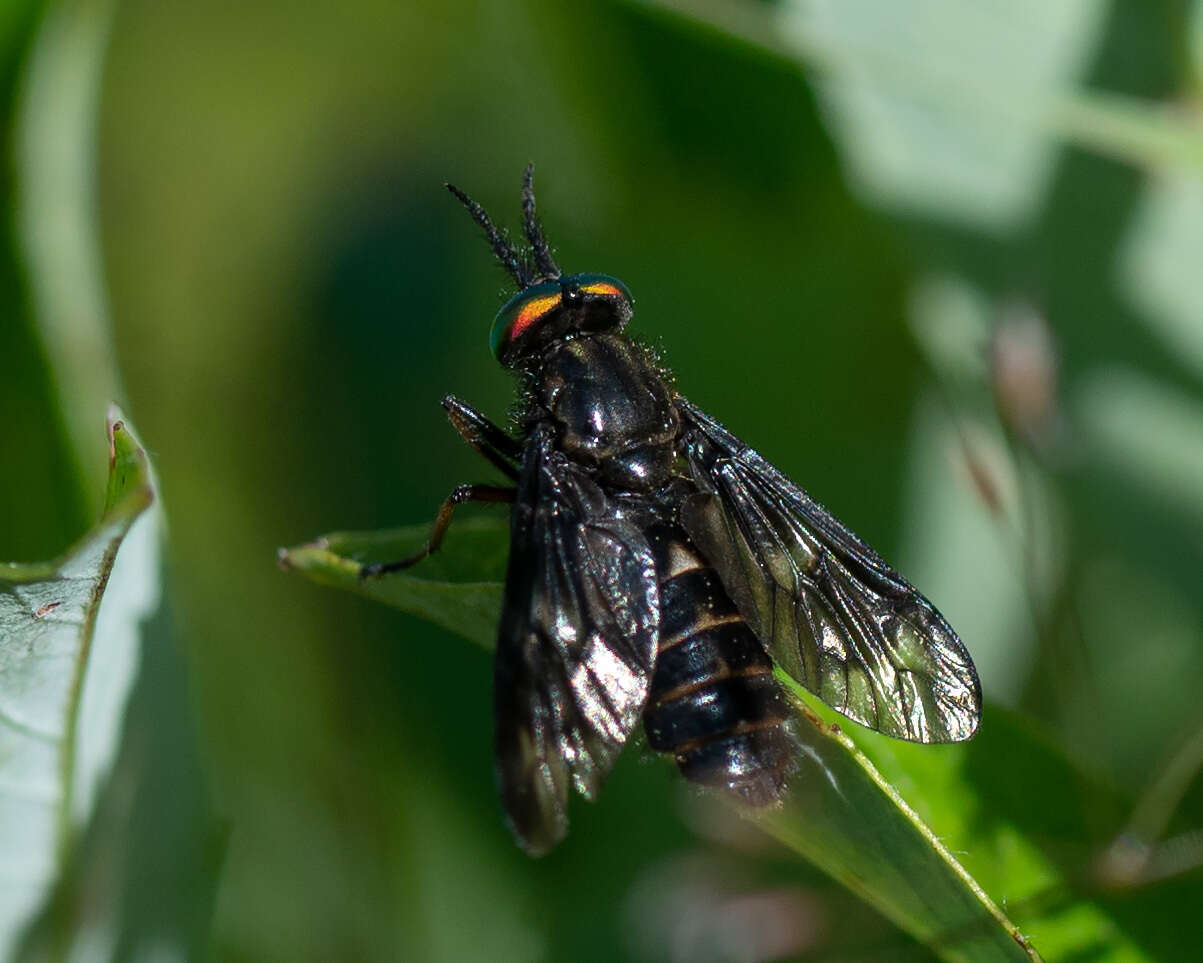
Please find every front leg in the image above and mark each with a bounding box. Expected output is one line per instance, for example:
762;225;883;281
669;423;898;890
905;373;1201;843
359;483;515;579
443;395;522;480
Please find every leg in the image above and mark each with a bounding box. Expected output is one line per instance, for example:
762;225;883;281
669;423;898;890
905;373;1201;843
360;483;515;579
443;395;522;480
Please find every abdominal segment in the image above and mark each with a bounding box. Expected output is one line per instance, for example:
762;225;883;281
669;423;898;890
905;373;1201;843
642;524;795;805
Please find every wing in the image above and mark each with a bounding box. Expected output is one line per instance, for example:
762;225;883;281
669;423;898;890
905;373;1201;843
494;424;659;855
675;397;980;744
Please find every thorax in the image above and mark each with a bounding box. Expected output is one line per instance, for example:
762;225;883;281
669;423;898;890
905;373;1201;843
526;334;680;492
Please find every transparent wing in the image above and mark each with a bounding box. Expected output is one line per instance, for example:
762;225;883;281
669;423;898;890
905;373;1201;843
494;425;659;855
676;397;980;744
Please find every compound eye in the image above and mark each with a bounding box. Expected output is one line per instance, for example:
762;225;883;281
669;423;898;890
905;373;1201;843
564;273;634;331
510;292;561;339
489;280;562;361
568;273;632;308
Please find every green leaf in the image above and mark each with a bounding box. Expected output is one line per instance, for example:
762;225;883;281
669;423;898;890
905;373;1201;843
279;517;507;649
283;516;1156;961
640;0;1203;194
1119;172;1203;380
1077;369;1203;525
783;694;1152;962
753;692;1038;962
16;0;122;506
0;410;157;957
779;0;1107;232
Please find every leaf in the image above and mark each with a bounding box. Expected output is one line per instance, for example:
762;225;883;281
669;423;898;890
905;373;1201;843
283;516;1157;961
1119;172;1203;381
0;410;157;958
16;0;122;505
1077;368;1203;524
779;0;1108;232
755;692;1039;962
640;0;1203;192
279;517;507;649
782;694;1155;962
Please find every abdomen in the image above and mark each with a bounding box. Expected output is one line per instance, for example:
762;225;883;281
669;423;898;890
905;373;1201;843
642;523;795;804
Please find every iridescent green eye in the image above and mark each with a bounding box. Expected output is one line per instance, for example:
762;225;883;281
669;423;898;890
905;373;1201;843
564;273;632;304
488;273;634;363
490;280;562;360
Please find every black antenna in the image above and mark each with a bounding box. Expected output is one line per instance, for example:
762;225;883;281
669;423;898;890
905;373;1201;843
522;164;560;279
446;182;532;288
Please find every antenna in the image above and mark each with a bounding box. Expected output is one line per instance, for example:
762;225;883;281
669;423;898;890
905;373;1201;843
521;164;560;279
446;182;532;287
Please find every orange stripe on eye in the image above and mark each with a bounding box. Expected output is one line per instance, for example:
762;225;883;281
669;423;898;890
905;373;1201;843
580;282;623;297
509;293;562;339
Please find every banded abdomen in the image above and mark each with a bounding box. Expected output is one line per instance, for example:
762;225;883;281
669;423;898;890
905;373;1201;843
642;524;794;805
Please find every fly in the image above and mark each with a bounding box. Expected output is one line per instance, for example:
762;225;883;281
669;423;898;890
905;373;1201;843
363;167;981;855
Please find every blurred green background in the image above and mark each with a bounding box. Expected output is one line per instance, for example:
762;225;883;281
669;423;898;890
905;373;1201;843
4;0;1203;959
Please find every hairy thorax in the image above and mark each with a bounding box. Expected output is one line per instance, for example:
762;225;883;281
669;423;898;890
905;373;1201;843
532;334;680;493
